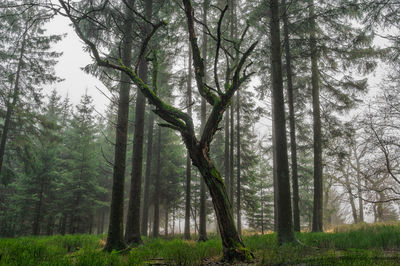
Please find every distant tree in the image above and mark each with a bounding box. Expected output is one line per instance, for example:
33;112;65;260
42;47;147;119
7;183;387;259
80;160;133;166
0;1;61;177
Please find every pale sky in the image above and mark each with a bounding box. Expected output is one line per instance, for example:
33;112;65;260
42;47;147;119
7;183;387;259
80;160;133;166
45;15;110;114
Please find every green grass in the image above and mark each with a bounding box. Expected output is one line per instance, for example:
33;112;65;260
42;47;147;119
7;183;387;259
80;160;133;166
1;223;400;265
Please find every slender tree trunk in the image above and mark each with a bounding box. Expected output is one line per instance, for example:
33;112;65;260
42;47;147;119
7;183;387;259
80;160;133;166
269;0;295;244
141;110;155;236
229;104;234;204
125;0;153;245
354;149;364;222
344;170;358;223
282;0;300;232
309;0;323;233
236;91;241;235
104;0;135;251
224;110;230;196
324;181;332;225
184;45;193;240
272;95;278;232
60;214;67;235
165;205;169;236
198;0;208;242
152;127;161;238
0;32;27;175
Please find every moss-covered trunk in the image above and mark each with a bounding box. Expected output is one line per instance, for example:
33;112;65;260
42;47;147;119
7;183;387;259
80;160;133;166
189;145;253;261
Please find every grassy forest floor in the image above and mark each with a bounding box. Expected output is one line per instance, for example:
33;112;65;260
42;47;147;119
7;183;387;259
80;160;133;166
1;223;400;265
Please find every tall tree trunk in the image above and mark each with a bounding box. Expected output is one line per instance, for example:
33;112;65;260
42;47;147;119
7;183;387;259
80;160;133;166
282;0;300;232
125;0;153;245
198;0;208;242
236;91;241;235
0;32;27;175
272;94;278;232
104;0;135;251
310;0;323;232
269;0;295;244
184;45;193;240
141;110;155;236
152;127;161;238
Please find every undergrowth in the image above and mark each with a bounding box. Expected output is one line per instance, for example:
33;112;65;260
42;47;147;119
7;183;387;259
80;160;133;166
0;223;400;265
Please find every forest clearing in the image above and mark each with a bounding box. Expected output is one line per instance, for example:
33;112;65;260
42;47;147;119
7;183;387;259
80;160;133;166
2;0;400;264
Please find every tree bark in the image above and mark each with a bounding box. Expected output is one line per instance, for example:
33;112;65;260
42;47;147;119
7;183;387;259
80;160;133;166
309;0;323;233
198;0;208;242
236;91;241;235
189;145;252;261
282;0;300;232
125;0;153;245
104;0;135;251
184;45;193;240
141;110;155;236
272;93;278;232
152;126;161;237
269;0;295;244
229;104;234;204
344;168;358;223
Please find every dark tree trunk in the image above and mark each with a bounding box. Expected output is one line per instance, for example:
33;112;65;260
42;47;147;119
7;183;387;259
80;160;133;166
309;0;323;233
141;110;155;236
60;214;67;235
46;216;54;236
152;127;161;238
184;45;193;240
236;91;241;235
104;0;135;251
0;32;27;175
198;0;208;242
125;0;153;245
269;0;295;244
188;145;252;261
282;0;300;232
